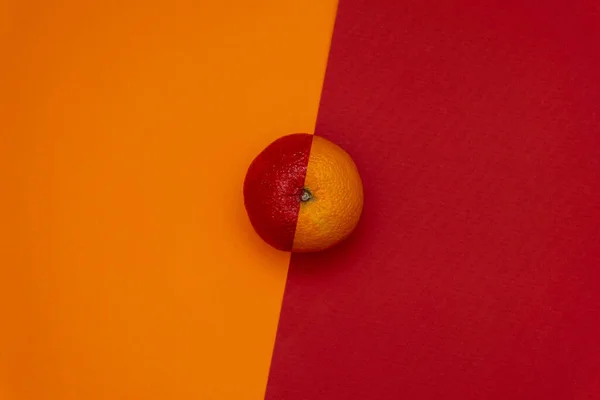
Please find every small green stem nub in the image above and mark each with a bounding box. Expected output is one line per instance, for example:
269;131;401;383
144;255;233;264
300;188;312;202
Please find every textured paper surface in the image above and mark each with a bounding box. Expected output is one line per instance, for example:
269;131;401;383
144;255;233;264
1;2;336;399
266;1;600;398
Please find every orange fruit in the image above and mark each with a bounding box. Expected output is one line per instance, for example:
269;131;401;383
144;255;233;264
243;133;363;252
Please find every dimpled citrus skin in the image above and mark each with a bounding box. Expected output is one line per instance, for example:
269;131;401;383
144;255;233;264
243;134;312;251
292;136;364;252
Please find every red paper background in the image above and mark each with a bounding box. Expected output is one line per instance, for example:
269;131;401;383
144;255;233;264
266;0;600;398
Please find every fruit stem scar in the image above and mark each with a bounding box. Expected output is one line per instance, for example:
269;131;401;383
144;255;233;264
300;187;313;202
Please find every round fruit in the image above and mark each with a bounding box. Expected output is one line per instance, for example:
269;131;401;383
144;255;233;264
243;133;363;252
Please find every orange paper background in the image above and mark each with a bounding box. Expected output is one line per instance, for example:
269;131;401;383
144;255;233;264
1;1;336;398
